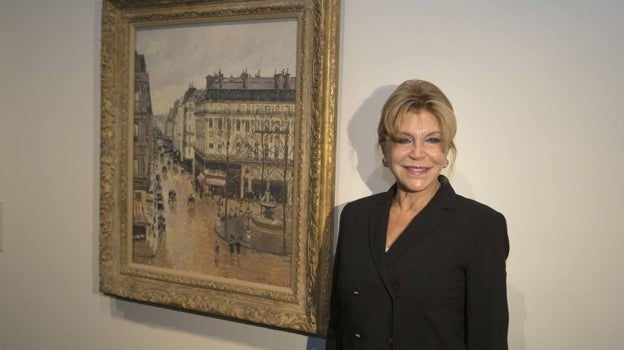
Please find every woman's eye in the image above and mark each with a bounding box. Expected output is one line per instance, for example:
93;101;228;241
397;137;412;144
426;137;442;144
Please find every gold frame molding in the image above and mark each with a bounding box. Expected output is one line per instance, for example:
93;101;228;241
99;0;339;335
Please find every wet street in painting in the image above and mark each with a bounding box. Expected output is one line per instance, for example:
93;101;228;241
133;157;292;287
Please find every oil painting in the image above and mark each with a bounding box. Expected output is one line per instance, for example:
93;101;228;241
132;18;297;288
99;0;339;335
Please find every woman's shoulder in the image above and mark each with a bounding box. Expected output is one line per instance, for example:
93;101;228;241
438;177;504;220
343;191;389;210
452;193;505;221
337;192;390;224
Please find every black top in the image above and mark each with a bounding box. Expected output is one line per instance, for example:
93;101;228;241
326;176;509;350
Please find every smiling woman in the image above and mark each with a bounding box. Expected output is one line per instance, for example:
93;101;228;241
383;109;446;197
327;79;509;350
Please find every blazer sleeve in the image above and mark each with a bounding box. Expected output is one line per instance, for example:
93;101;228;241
466;210;510;350
325;203;350;350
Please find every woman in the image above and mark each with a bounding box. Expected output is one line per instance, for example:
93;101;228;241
326;80;509;350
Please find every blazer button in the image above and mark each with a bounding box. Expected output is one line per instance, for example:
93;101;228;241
353;333;361;339
386;337;393;344
352;290;360;295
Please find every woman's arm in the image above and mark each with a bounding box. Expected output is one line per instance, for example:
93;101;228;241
466;211;510;350
325;203;352;350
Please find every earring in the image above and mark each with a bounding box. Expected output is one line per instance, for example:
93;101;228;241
443;159;449;168
382;158;389;167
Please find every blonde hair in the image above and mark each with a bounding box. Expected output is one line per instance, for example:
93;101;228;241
378;79;457;167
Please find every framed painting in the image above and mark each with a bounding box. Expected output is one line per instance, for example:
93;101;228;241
99;0;339;335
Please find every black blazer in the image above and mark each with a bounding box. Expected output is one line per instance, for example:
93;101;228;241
326;177;509;350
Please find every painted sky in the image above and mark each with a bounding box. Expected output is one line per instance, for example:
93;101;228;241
136;19;297;116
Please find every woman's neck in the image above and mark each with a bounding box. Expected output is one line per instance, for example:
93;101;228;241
392;181;440;213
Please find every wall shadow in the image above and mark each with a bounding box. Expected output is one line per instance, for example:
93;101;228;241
508;284;527;350
91;0;102;295
347;85;397;194
111;298;318;349
306;336;325;350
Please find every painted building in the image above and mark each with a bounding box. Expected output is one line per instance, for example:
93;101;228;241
132;52;154;242
193;68;296;205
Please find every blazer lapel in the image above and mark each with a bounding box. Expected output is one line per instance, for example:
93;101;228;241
368;186;395;296
386;177;456;264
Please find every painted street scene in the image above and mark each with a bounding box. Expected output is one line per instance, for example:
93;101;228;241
130;20;297;287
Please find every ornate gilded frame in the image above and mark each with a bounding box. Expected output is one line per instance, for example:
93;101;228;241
99;0;339;335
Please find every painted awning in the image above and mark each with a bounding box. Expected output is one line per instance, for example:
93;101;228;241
133;202;150;225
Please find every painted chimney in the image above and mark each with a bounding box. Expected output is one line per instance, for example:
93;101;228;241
274;71;282;89
205;74;218;90
241;69;249;89
283;68;291;90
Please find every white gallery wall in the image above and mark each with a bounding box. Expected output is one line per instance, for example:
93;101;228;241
1;0;622;349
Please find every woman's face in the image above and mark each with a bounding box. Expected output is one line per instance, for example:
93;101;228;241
383;109;446;195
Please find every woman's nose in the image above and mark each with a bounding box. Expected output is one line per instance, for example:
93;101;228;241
409;141;425;158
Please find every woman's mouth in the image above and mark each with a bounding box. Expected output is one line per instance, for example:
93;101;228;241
404;166;429;175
